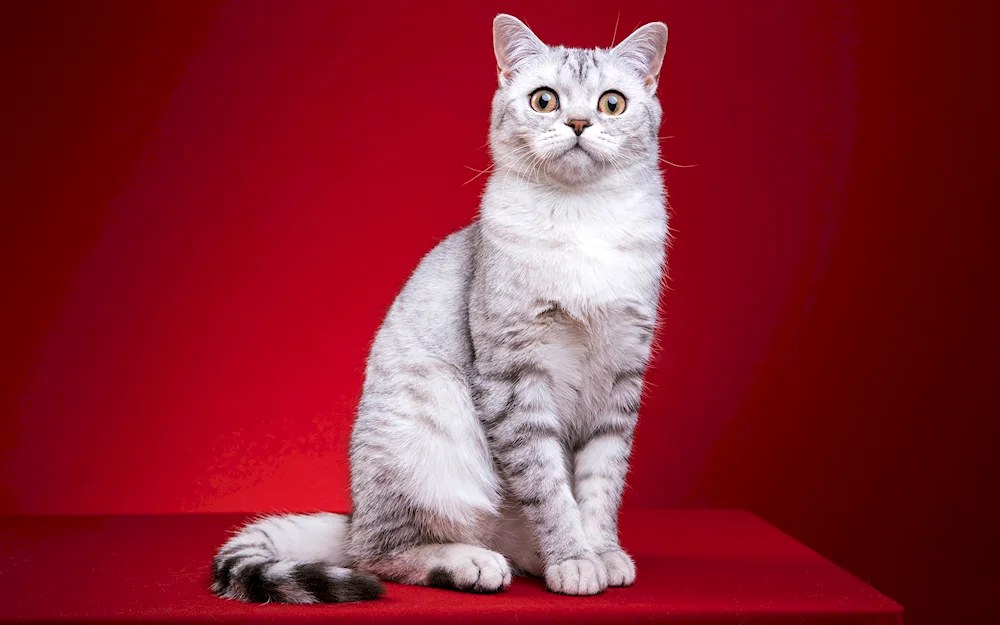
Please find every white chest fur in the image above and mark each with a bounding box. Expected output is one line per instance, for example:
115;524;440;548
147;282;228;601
481;181;667;316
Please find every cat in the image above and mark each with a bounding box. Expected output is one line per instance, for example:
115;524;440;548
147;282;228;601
211;13;669;603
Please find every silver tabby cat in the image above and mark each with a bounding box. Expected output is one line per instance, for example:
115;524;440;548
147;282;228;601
212;14;669;603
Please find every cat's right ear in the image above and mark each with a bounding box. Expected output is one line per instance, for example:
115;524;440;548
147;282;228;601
493;14;547;84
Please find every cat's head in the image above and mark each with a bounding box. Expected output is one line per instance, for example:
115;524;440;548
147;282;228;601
489;15;668;188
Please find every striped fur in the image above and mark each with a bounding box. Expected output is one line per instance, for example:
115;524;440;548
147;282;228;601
211;513;384;603
212;14;668;602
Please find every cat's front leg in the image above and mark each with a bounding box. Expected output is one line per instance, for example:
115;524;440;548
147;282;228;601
572;367;643;587
473;358;608;596
572;305;656;587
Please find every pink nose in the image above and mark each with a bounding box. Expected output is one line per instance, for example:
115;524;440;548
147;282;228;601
566;119;591;136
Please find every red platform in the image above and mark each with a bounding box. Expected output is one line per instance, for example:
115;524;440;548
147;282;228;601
0;510;901;624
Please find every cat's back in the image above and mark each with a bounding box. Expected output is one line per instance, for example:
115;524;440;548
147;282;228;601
368;223;480;368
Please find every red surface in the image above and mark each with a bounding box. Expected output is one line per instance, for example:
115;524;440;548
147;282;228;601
1;0;997;623
0;510;901;624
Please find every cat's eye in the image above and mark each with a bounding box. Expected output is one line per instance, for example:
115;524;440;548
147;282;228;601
529;88;559;113
598;91;627;116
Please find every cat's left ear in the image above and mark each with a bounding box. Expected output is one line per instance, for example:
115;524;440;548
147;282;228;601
612;22;668;90
493;14;547;84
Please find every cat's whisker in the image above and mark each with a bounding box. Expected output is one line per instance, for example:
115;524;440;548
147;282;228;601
461;164;497;186
493;143;535;166
526;155;545;188
499;147;538;197
612;151;673;182
478;144;537;188
658;157;698;168
607;152;655;186
526;151;547;185
604;151;631;186
521;156;536;187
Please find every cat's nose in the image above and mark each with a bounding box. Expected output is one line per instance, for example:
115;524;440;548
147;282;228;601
566;119;591;136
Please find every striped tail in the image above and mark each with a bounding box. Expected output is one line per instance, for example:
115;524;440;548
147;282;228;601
211;512;384;604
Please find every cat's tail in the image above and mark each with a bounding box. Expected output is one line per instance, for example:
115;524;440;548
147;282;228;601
211;512;384;603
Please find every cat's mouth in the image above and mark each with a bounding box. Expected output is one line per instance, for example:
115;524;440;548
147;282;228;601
563;142;595;161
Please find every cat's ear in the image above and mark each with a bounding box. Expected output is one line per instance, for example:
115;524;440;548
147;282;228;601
493;14;547;83
612;22;668;89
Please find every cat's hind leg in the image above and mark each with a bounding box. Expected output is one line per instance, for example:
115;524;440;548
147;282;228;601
365;543;512;593
348;357;510;593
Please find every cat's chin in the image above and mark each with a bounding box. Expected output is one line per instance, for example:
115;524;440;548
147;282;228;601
563;144;593;160
544;146;607;186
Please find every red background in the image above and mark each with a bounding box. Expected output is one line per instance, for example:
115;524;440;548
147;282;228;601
1;1;996;623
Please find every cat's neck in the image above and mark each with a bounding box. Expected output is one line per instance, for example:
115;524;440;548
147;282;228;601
479;165;666;237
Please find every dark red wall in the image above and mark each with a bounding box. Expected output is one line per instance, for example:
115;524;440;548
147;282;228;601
1;1;996;623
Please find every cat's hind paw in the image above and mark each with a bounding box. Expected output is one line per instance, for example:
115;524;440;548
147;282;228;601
426;547;512;593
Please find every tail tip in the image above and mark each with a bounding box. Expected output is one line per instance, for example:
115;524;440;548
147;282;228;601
344;571;385;602
294;562;385;603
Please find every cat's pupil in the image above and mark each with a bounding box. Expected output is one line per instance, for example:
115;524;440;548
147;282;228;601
540;93;551;108
607;96;618;112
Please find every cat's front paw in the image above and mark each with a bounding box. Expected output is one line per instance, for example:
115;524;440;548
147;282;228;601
599;549;636;587
544;553;608;595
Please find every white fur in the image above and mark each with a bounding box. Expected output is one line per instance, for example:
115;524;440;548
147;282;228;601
222;512;349;565
392;371;499;523
480;182;666;316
